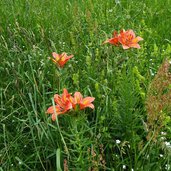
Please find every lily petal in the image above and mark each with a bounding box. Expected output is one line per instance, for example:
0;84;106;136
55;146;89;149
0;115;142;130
74;92;83;104
46;106;55;114
122;45;130;49
80;103;94;110
82;97;95;104
130;43;141;49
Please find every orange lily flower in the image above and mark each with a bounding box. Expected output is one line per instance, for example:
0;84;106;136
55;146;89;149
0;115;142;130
47;89;95;121
70;92;95;110
103;29;143;49
46;88;73;121
118;29;143;49
50;52;73;68
103;31;119;46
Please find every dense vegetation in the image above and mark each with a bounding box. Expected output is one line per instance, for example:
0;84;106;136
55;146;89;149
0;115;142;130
0;0;171;170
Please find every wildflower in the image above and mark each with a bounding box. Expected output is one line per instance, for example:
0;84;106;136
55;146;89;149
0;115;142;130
116;139;121;144
103;29;143;49
50;52;73;68
123;165;126;169
103;31;119;46
165;164;170;170
70;92;95;110
159;154;163;158
118;29;143;49
160;136;166;140
165;141;171;148
161;132;167;135
47;89;95;121
46;89;73;121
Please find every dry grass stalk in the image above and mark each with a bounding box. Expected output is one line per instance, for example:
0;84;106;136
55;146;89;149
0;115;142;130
146;59;171;140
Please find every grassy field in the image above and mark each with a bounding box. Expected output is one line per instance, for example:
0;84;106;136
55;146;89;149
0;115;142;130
1;0;171;170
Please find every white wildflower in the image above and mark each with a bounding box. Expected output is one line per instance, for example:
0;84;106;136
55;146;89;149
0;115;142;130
116;140;121;144
123;165;126;169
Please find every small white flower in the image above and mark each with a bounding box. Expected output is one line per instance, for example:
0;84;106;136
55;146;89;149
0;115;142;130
165;141;171;146
19;161;22;165
165;141;171;149
131;169;134;171
161;132;167;135
165;164;170;170
123;165;126;169
11;164;14;166
159;154;163;158
116;140;121;144
108;9;113;13
160;136;166;140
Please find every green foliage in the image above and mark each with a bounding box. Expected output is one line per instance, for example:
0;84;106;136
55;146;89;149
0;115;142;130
1;0;171;170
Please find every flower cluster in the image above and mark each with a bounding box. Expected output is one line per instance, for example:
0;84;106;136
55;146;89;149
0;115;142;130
47;88;95;121
103;29;143;49
47;28;142;121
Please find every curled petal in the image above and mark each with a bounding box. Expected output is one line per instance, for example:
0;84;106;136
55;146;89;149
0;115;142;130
62;88;70;100
52;52;60;60
54;94;63;106
82;97;95;104
132;37;143;43
52;114;57;121
80;103;94;110
46;106;55;114
46;105;62;115
130;43;141;49
66;55;74;59
103;39;110;44
103;30;119;46
136;36;143;41
80;97;95;110
122;45;130;49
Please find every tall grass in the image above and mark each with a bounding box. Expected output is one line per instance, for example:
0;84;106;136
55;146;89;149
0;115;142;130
1;0;171;170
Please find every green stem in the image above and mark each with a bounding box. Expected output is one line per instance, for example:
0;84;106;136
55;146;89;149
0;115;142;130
52;99;70;160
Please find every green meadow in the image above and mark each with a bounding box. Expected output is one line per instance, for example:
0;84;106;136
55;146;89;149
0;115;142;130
1;0;171;170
